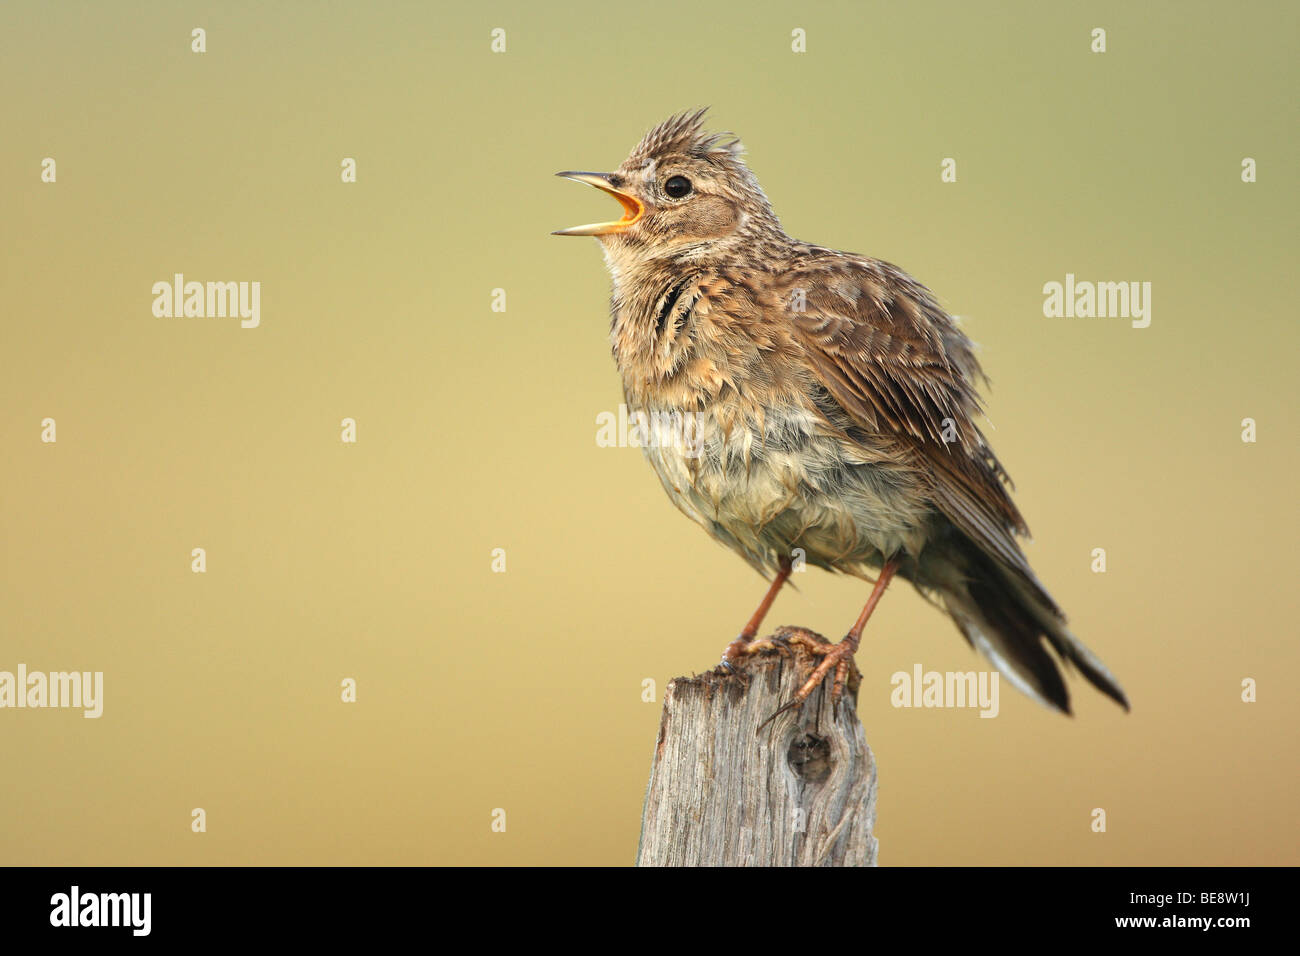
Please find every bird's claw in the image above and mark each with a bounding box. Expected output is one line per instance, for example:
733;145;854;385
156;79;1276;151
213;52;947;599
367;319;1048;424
756;633;860;733
719;632;789;670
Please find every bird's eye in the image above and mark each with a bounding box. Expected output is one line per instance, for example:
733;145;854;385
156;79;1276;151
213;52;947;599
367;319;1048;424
664;175;692;199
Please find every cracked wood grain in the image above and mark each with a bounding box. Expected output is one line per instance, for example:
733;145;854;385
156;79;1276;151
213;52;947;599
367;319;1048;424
637;627;878;867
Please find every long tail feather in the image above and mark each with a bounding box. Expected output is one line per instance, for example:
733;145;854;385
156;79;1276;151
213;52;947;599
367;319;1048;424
918;539;1129;715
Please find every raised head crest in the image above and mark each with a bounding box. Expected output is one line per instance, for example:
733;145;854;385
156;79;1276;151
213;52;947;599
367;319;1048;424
627;108;744;166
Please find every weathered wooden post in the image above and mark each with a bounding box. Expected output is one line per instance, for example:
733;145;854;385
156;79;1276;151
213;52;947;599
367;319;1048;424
637;626;878;866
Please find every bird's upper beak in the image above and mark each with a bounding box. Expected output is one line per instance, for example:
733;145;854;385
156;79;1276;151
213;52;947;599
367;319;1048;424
551;172;644;236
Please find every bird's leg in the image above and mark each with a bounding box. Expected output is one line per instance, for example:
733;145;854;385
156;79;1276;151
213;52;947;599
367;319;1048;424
760;559;900;728
719;556;793;669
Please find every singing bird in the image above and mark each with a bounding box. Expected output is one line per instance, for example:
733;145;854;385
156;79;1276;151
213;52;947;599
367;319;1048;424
553;110;1128;717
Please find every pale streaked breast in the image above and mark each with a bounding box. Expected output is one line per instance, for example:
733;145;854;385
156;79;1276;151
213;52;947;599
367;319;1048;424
631;397;932;577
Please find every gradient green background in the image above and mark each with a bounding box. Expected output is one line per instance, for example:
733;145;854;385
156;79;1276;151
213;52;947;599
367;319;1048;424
2;0;1296;865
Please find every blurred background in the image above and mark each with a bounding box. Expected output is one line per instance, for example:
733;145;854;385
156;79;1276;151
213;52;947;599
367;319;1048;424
1;0;1296;865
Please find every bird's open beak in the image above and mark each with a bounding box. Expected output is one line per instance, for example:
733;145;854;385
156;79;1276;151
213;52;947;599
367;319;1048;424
552;172;644;236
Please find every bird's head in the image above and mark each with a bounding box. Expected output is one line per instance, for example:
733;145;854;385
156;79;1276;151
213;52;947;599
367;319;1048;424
553;109;781;268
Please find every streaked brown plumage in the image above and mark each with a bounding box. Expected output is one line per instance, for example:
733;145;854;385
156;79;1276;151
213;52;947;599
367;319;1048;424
554;109;1128;716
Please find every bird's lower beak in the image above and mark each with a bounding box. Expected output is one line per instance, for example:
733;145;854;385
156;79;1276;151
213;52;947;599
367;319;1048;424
552;172;644;236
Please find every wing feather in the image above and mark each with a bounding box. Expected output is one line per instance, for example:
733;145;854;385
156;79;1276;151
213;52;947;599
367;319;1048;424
781;254;1058;612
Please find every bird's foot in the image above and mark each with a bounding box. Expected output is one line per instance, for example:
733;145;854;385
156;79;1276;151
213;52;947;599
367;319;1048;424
757;632;861;732
717;625;827;673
